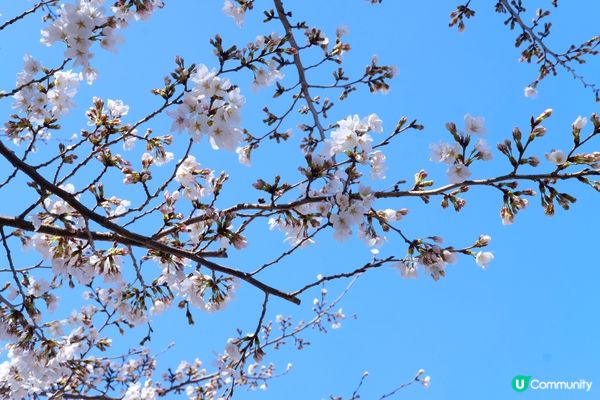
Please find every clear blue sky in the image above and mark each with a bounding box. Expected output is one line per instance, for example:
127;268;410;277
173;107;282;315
1;1;599;399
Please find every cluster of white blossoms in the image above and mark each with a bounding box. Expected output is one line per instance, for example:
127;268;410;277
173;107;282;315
0;329;93;397
0;318;166;399
12;54;81;127
19;206;237;364
40;0;162;83
175;156;214;201
267;115;397;246
325;114;383;157
41;0;111;83
268;187;387;247
34;183;83;228
394;235;494;280
252;60;284;89
180;273;237;312
430;114;493;183
330;192;372;241
0;297;160;397
89;247;127;283
269;180;396;246
27;185;134;287
320;113;387;179
123;380;158;400
268;203;326;247
269;189;406;248
369;150;387;179
167;64;245;153
394;249;456;281
149;251;238;313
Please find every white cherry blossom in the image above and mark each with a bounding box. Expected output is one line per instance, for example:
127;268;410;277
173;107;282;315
545;149;567;165
475;251;494;268
447;163;472;183
464;113;486;135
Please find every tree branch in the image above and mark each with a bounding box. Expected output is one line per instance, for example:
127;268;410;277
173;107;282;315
273;0;326;140
153;168;600;239
0;215;225;258
0;141;301;305
0;0;58;32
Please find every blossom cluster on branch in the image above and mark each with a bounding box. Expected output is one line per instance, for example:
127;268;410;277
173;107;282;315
0;0;598;399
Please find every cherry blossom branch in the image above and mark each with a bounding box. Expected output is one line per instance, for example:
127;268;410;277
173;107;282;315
62;395;117;400
0;126;40;189
273;0;326;140
0;215;224;258
153;168;599;240
0;227;46;341
375;169;600;199
330;370;425;400
51;92;184;188
291;256;395;297
161;277;358;397
498;0;600;99
250;224;329;276
0;141;301;305
121;139;194;221
0;58;71;99
0;0;58;32
0;2;598;398
17;93;187;223
377;376;421;399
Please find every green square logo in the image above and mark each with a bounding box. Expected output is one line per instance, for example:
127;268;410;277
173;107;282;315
512;376;532;392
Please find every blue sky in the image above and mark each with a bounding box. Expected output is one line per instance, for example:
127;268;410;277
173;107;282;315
1;1;599;399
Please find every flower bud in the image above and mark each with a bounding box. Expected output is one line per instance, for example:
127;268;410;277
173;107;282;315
532;126;546;137
536;108;553;123
478;234;491;246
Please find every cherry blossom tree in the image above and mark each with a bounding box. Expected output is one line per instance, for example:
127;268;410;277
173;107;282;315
0;0;598;399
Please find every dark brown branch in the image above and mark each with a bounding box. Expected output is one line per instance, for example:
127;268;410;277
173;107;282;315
0;141;301;305
0;58;71;99
291;256;395;297
0;0;58;32
62;394;118;400
0;215;225;259
250;224;328;276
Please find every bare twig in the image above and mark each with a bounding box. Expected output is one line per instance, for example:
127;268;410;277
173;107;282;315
0;0;58;32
